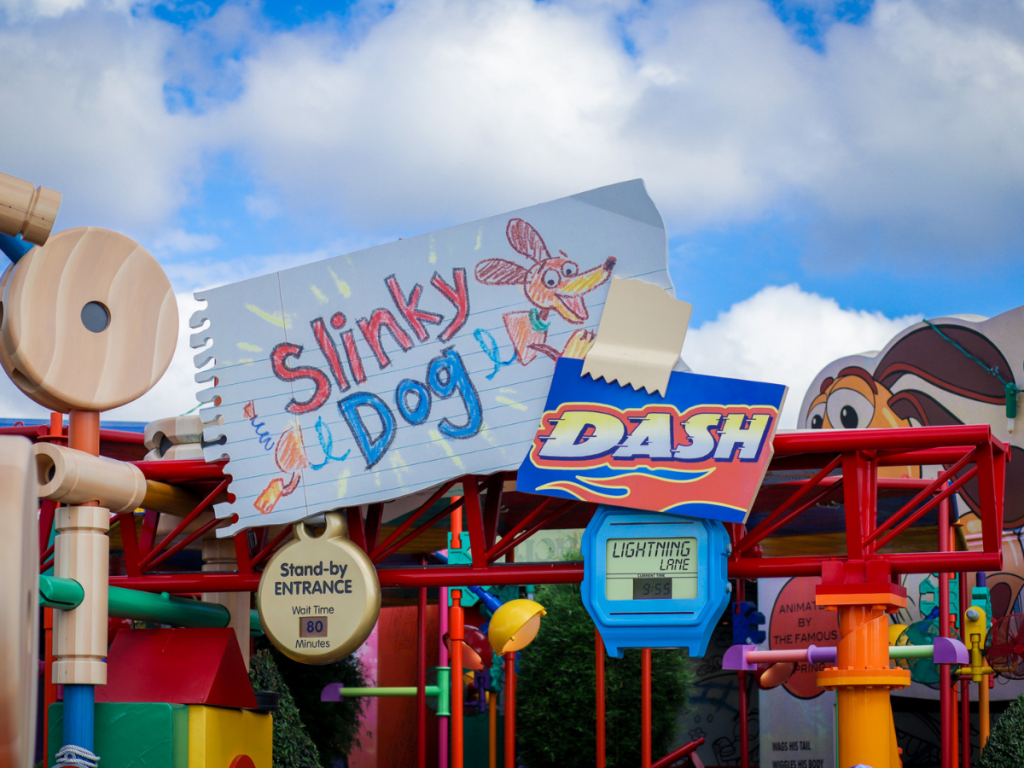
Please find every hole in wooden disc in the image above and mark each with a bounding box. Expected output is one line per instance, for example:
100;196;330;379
81;301;110;333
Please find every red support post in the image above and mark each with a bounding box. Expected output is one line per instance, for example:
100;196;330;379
347;507;366;551
736;579;750;768
960;568;971;768
482;473;504;551
939;499;952;768
642;647;652;768
596;629;605;768
504;651;516;768
463;478;488;570
417;558;428;768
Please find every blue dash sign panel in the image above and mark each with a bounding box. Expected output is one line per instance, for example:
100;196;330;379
516;357;787;525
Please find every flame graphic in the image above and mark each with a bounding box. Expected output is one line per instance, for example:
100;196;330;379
536;464;751;518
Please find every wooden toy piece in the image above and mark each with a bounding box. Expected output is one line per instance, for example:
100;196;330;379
53;505;109;685
144;414;205;450
0;436;39;768
202;538;252;671
96;628;257;709
188;706;272;768
35;442;147;513
0;226;177;412
144;443;205;462
0;171;61;246
35;442;215;517
48;703;189;768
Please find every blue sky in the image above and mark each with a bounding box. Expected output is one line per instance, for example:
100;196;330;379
1;0;1023;420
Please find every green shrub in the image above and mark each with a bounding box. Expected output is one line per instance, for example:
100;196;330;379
260;639;368;764
516;551;691;768
249;648;322;768
980;692;1024;768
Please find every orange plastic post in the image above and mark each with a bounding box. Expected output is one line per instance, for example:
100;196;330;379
504;651;516;768
596;629;605;768
641;648;652;768
816;574;909;768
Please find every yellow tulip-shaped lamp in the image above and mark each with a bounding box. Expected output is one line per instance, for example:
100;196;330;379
488;599;546;768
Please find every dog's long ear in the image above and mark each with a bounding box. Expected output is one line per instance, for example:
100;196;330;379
475;259;528;286
877;324;1010;405
506;218;550;263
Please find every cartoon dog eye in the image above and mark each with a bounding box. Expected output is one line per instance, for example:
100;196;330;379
807;402;825;429
561;262;578;277
826;388;875;430
542;269;560;288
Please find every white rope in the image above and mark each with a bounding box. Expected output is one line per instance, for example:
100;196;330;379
53;745;100;768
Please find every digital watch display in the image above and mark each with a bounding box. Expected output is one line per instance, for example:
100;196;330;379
582;506;731;658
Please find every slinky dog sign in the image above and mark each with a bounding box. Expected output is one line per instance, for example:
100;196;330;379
192;180;672;534
257;513;380;663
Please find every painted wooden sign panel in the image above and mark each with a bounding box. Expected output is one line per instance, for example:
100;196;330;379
516;358;787;524
192;180;672;534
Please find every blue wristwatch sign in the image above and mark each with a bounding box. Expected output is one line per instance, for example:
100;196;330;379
582;505;731;657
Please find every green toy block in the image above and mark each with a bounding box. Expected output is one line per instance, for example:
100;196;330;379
49;702;188;768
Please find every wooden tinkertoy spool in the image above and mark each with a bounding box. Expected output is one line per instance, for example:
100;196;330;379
0;178;179;766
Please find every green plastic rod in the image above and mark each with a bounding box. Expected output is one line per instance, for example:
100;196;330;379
41;575;264;634
333;686;442;697
108;586;229;627
436;666;450;717
889;645;934;659
39;574;84;610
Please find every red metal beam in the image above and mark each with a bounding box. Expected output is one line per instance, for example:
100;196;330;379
486;497;557;563
139;478;230;569
109;562;586;592
371;497;464;564
482;473;504;551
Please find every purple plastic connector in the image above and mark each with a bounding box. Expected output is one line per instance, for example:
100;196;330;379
321;683;345;702
806;645;838;666
722;644;758;671
933;636;969;665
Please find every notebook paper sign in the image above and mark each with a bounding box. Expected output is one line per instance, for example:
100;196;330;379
516;358;788;524
191;180;673;534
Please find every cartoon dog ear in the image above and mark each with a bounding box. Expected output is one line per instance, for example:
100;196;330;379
506;218;550;263
876;324;1011;405
475;259;528;286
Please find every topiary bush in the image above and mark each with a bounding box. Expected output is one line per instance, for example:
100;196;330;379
515;550;691;768
249;648;322;768
979;692;1024;768
260;639;368;765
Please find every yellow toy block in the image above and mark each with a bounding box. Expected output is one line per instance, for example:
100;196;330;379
187;706;272;768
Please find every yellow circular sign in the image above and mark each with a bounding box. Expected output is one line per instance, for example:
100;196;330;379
257;513;380;664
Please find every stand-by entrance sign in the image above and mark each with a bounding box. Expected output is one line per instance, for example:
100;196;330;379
582;506;731;657
257;513;380;664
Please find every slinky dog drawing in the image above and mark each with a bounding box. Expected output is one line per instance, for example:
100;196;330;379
475;218;616;364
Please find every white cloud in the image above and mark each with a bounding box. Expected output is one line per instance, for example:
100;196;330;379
150;228;221;256
3;0;1024;263
682;284;922;427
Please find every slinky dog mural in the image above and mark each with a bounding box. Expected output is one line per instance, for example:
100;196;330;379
799;305;1024;701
